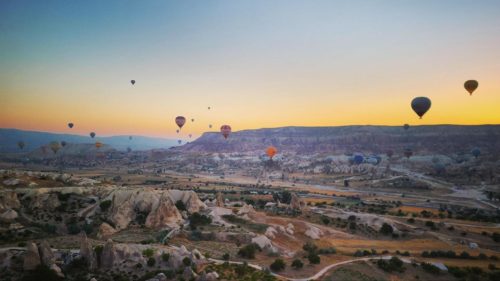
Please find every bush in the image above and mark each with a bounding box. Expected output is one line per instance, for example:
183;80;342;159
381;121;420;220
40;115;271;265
222;253;230;261
308;253;320;264
318;247;336;254
291;259;303;269
380;223;393;235
270;259;286;272
99;200;112;211
421;262;440;275
147;257;156;267
142;248;155;258
182;257;191;266
161;253;170;262
189;212;212;228
377;257;405;272
407;218;415;223
175;200;186;211
303;242;318;254
21;264;62;281
238;243;261;259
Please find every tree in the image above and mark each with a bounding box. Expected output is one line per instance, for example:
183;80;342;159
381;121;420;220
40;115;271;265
270;259;286;272
142;248;155;258
308;253;320;264
380;223;393;235
222;253;230;261
238;244;261;259
175;200;186;211
99;200;112;211
182;257;191;266
291;259;303;269
147;257;156;267
161;253;170;262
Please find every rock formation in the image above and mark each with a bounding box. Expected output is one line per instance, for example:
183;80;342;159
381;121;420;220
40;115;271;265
145;193;182;228
23;242;41;270
79;232;97;270
289;193;305;210
215;192;224;207
97;222;117;239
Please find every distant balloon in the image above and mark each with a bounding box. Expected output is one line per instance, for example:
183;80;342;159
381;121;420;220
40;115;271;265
49;141;61;154
404;148;413;159
209;124;212;129
178;140;182;145
464;80;478;95
90;132;96;138
61;141;67;147
131;80;135;85
353;154;364;165
175;116;186;129
220;125;231;139
176;129;180;133
266;146;277;159
127;147;132;153
411;97;431;119
404;124;410;131
189;134;192;138
208;106;211;110
387;150;394;158
129;136;132;140
191;118;195;122
95;142;103;148
68;123;74;129
471;148;481;158
17;141;25;150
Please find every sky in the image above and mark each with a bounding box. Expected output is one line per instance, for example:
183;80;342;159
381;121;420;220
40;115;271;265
1;0;500;138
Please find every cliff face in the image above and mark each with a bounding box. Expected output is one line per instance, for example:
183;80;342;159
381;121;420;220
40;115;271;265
179;125;500;156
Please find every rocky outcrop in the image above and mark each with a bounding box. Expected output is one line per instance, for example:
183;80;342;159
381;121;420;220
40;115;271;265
289;193;305;210
79;232;97;270
100;239;116;268
38;241;56;267
23;242;41;270
97;222;117;239
198;271;219;281
237;203;255;216
305;224;323;239
215;192;224;207
0;191;20;210
30;193;61;210
0;209;18;222
145;193;182;228
183;267;198;280
252;235;277;253
169;190;206;213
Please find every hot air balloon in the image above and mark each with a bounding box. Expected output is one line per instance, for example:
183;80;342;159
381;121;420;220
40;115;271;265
61;141;67;147
471;148;481;158
404;124;410;131
127;147;132;153
208;106;211;110
209;124;212;129
464;80;478;95
68;123;74;129
175;116;186;129
129;136;132;140
178;140;182;145
95;142;103;148
404;148;413;159
49;141;61;154
90;132;96;138
131;80;135;85
176;129;180;133
17;141;25;150
189;134;192;138
353;154;364;165
387;150;394;158
266;146;277;159
191;118;195;122
220;125;231;139
411;97;431;119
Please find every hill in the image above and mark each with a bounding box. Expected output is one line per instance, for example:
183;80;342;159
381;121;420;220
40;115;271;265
0;128;178;153
178;125;500;156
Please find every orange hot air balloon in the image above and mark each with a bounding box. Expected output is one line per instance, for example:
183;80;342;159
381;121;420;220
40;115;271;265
175;116;186;129
220;125;231;139
464;80;478;95
95;142;103;148
266;146;277;159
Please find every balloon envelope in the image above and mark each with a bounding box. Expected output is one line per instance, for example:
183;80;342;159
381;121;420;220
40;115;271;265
266;146;277;159
90;132;96;138
404;148;413;158
464;80;478;95
471;148;481;158
68;123;74;129
49;141;61;154
404;124;410;130
61;141;67;147
175;116;186;129
411;97;431;119
129;136;132;140
353;154;364;165
95;142;103;148
17;141;25;150
131;80;135;85
178;140;182;144
220;125;231;139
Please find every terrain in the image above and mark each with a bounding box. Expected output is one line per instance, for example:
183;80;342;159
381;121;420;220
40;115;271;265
0;125;499;281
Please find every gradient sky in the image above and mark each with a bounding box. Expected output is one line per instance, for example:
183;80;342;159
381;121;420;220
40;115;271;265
1;0;500;138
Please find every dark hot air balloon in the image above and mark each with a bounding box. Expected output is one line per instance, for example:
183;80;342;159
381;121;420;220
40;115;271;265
266;146;277;159
189;134;192;138
17;141;25;150
209;124;212;129
175;116;186;129
131;80;135;85
191;118;194;122
387;150;394;158
404;148;413;159
49;141;61;154
68;123;74;129
471;148;481;158
411;97;431;119
61;141;67;147
127;147;132;153
353;154;364;165
220;125;231;139
178;140;182;145
464;80;478;95
90;132;96;138
404;124;410;130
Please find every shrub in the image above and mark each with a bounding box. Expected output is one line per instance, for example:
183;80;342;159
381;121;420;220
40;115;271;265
189;212;212;228
318;247;336;254
421;262;440;275
291;259;303;269
303;242;318;254
308;253;320;264
380;223;393;235
377;257;405;272
222;253;230;261
142;248;155;258
175;200;186;211
21;264;62;281
99;200;112;211
147;257;156;267
182;257;191;266
270;259;286;271
161;253;170;262
238;243;261;259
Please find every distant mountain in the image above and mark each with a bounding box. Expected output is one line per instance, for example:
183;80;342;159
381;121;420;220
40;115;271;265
0;128;178;153
178;125;500;156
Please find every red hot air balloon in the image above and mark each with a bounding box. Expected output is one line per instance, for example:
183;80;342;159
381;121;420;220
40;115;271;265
175;116;186;129
266;146;277;159
220;125;231;139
